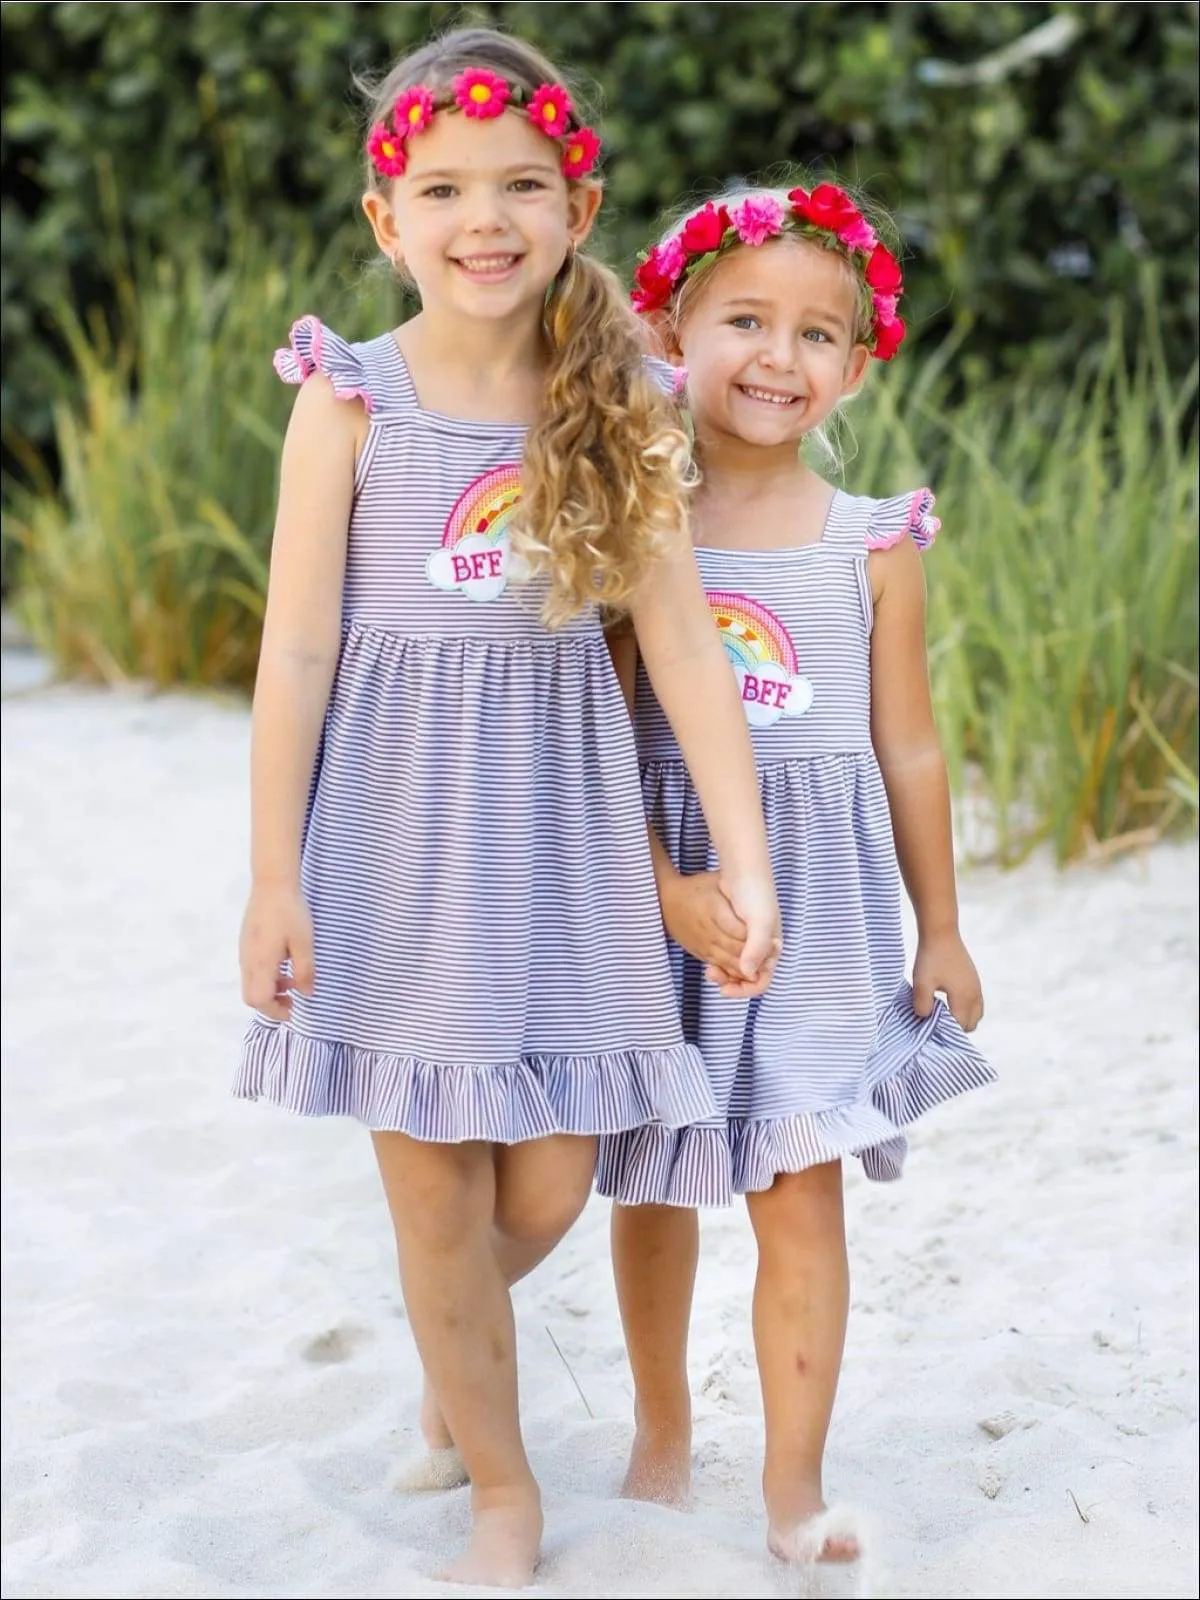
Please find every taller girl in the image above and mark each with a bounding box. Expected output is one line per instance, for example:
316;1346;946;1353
234;27;778;1589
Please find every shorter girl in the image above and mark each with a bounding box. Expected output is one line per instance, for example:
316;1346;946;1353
599;182;995;1564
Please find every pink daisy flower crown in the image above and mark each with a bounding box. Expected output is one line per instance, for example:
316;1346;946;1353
366;68;602;182
632;184;907;361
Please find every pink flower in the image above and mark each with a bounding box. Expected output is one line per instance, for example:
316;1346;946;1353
872;292;899;322
393;86;435;137
865;242;904;294
631;252;676;314
454;68;510;119
561;126;601;179
527;83;573;138
730;195;786;247
873;314;906;361
838;215;877;253
657;235;687;281
680;202;730;256
366;123;407;178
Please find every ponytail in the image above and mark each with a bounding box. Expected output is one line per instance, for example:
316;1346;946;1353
515;251;693;628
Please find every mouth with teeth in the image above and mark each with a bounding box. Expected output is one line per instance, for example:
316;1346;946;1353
453;253;523;281
737;384;803;407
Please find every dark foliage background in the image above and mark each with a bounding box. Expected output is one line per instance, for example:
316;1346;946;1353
3;1;1197;455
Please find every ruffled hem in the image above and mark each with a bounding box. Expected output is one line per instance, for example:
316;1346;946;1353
273;315;375;412
864;486;940;553
595;991;994;1206
233;1020;717;1144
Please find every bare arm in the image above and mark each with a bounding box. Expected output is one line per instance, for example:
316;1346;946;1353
607;623;674;887
238;376;361;1015
870;539;983;1028
604;616;762;994
627;531;779;976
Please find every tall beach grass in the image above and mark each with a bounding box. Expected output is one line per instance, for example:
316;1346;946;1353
5;254;1196;864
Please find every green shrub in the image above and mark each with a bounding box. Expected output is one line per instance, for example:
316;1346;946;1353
4;2;1198;459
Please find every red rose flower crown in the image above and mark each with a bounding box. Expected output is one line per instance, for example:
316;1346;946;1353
367;69;601;182
632;185;907;362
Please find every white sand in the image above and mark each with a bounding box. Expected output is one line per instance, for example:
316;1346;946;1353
2;683;1197;1600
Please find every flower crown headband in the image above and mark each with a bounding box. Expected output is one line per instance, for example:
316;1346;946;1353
632;184;906;361
367;68;602;182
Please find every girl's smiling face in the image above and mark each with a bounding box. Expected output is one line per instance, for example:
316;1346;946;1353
363;106;600;323
672;236;870;450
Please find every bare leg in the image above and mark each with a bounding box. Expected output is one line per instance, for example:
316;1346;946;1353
745;1161;859;1564
406;1135;597;1490
610;1202;699;1506
373;1133;542;1589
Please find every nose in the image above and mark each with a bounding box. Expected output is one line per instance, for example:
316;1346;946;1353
462;184;508;235
759;331;798;373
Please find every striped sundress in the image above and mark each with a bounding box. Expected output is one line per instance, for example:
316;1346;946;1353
596;488;995;1206
234;317;716;1143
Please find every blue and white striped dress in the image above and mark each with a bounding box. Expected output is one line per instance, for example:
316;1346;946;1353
234;317;716;1143
596;489;995;1206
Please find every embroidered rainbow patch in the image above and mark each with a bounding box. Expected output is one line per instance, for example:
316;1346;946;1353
707;589;813;729
441;463;523;551
708;591;799;676
427;463;523;603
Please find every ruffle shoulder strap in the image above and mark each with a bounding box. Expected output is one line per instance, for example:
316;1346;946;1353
272;315;375;413
864;487;940;552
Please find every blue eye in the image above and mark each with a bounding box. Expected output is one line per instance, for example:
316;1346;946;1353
731;315;760;330
804;328;832;343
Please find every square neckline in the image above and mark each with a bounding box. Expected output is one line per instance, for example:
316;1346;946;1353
693;488;844;558
383;333;531;437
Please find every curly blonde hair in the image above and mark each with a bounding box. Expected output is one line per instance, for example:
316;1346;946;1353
362;27;692;628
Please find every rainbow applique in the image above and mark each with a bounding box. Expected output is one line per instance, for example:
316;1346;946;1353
708;590;813;729
426;463;524;602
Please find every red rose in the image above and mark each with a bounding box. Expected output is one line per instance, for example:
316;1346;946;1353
865;243;903;294
873;315;906;361
680;202;731;256
792;182;860;232
631;255;674;313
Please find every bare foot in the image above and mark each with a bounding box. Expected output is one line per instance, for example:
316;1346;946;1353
768;1500;861;1564
620;1425;692;1508
441;1485;544;1589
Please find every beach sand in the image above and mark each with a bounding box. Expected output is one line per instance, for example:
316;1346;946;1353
2;684;1197;1599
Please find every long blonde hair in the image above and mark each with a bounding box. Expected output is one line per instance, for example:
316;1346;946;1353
362;27;692;627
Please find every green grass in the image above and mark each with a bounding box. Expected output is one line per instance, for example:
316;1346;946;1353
5;235;395;688
5;253;1197;865
843;295;1198;863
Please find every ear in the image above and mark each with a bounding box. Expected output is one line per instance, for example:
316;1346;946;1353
361;189;403;266
644;309;684;365
566;181;604;247
841;342;870;397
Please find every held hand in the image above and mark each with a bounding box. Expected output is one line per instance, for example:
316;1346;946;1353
659;871;776;1001
912;930;984;1032
660;870;748;974
239;883;316;1021
718;870;783;983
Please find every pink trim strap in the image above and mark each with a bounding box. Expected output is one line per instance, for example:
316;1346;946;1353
272;315;375;413
864;487;941;553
